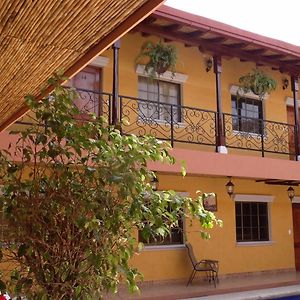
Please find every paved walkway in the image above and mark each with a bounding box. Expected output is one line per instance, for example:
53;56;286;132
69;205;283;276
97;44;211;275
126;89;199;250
184;285;300;300
106;271;300;300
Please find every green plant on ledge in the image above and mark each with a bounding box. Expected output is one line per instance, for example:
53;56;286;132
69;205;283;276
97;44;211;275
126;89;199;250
136;41;177;78
238;68;277;99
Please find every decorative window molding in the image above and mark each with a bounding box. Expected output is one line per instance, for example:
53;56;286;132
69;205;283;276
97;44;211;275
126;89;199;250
233;194;274;203
174;192;189;197
89;56;109;68
143;244;186;251
236;241;274;247
285;97;300;107
136;64;188;84
230;85;269;100
292;196;300;203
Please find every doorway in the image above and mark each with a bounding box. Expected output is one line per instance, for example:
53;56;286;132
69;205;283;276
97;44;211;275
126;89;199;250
292;203;300;270
67;65;102;116
286;106;299;160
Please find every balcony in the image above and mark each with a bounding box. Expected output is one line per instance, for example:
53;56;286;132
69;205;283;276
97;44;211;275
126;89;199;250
12;88;297;160
121;96;295;158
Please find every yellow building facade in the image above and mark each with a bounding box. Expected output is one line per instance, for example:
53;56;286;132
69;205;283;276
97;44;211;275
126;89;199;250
4;5;300;284
96;7;300;282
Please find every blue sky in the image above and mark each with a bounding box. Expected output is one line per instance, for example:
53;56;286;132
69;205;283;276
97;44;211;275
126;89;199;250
165;0;300;46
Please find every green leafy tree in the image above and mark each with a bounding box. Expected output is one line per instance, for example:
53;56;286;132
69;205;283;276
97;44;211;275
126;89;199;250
0;74;221;299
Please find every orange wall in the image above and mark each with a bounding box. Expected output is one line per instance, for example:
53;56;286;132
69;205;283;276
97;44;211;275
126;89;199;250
102;32;293;122
100;33;298;279
3;31;298;282
99;33;295;160
131;174;295;281
8;32;296;159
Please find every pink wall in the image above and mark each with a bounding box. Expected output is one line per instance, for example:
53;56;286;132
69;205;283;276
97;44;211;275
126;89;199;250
2;130;300;181
148;148;300;181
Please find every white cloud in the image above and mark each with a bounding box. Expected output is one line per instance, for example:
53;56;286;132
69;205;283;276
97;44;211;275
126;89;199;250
165;0;300;46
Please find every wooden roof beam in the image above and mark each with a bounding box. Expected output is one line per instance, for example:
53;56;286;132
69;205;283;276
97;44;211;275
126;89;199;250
228;42;249;49
143;16;157;25
265;181;299;186
256;179;300;186
245;49;266;55
280;59;300;64
141;32;151;37
136;23;300;75
262;54;285;61
163;23;183;32
186;30;208;38
204;37;227;43
197;47;217;58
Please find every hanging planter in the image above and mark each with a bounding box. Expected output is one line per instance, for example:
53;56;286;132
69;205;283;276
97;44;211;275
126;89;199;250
238;69;277;98
136;41;177;78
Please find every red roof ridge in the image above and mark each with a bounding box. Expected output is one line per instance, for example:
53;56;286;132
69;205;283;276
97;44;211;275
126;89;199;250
155;5;300;57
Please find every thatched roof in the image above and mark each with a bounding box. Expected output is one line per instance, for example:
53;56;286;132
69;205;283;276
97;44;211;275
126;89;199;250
0;0;163;131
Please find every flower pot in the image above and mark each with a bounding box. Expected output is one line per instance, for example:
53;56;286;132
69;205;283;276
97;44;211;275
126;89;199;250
155;62;169;75
251;85;264;96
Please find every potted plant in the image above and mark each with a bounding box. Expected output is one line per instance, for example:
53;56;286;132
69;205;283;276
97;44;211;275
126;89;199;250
136;41;177;78
238;68;277;98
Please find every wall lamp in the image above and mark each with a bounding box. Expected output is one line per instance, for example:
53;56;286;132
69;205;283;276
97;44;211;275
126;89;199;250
150;173;159;191
205;57;213;72
282;78;289;90
226;177;235;198
287;186;295;201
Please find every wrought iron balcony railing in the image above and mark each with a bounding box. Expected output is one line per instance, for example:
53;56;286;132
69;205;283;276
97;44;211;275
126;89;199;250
120;95;216;147
13;89;297;159
75;89;111;120
223;113;296;157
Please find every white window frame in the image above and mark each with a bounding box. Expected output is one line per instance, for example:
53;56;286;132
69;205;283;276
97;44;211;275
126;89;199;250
89;56;109;68
136;65;188;84
292;196;300;203
230;85;270;100
136;65;188;127
233;194;274;203
230;85;267;137
233;194;273;246
137;76;182;125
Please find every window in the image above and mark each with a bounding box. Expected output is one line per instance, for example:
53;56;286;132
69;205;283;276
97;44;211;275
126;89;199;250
138;216;183;246
235;201;269;242
138;195;184;246
231;95;263;134
138;76;181;122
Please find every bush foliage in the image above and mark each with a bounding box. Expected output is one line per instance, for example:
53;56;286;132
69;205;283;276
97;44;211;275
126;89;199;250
0;74;221;299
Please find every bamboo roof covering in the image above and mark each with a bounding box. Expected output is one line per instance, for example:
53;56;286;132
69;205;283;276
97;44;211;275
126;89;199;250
0;0;163;131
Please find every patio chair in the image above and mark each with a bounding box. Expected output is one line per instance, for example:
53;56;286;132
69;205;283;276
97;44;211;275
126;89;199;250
185;243;219;287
